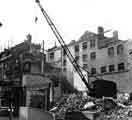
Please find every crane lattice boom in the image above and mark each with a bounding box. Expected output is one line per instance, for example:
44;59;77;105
35;0;90;90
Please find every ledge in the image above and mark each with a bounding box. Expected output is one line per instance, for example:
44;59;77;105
89;69;129;77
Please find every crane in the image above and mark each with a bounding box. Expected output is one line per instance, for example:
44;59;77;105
35;0;90;90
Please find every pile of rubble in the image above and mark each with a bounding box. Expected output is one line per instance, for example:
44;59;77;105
103;93;132;120
50;93;93;119
104;108;132;120
50;93;132;120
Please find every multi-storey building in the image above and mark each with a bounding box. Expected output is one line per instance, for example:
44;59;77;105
0;34;52;115
47;26;132;93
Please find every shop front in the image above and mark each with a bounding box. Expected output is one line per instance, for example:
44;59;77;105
22;74;52;110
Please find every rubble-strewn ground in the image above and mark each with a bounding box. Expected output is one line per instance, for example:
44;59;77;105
50;93;132;120
104;108;132;120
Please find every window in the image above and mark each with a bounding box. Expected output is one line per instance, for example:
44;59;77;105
101;66;107;73
63;67;67;72
118;63;125;71
91;68;96;74
75;45;79;52
52;78;59;87
75;56;79;63
90;52;96;60
23;61;31;73
117;44;124;55
82;54;88;62
82;42;87;50
109;64;115;72
63;59;66;66
90;39;96;48
0;66;2;80
49;52;54;60
63;49;66;56
83;64;88;69
108;47;114;56
14;60;21;75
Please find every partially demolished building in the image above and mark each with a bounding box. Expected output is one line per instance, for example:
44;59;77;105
47;26;132;93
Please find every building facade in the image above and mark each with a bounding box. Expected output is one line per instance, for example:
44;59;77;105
0;34;52;115
47;27;132;93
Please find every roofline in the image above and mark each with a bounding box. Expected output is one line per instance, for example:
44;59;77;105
47;31;127;52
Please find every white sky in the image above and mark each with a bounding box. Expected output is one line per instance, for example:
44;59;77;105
0;0;132;50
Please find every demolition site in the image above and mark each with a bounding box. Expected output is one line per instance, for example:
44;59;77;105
0;0;132;120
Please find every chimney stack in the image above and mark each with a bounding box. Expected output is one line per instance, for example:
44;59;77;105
26;34;32;43
113;30;118;41
97;26;104;40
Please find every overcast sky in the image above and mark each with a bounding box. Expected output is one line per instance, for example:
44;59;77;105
0;0;132;50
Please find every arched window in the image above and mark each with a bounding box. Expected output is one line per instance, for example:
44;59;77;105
117;44;124;55
23;61;31;73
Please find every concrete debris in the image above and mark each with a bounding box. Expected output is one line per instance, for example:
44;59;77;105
83;102;95;109
104;108;132;120
117;93;130;105
50;93;132;120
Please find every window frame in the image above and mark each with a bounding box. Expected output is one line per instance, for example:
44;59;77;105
63;67;67;72
82;54;88;62
49;52;54;60
74;45;79;52
100;66;107;73
63;49;66;56
90;39;96;48
23;61;31;73
63;59;67;66
117;44;124;55
90;52;96;60
109;64;115;72
108;47;114;56
91;67;96;75
75;56;79;63
118;63;125;71
82;42;88;50
83;64;88;69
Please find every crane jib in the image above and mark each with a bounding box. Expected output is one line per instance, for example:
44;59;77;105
35;0;89;90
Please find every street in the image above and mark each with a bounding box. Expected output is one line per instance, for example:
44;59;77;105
0;117;9;120
0;117;18;120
